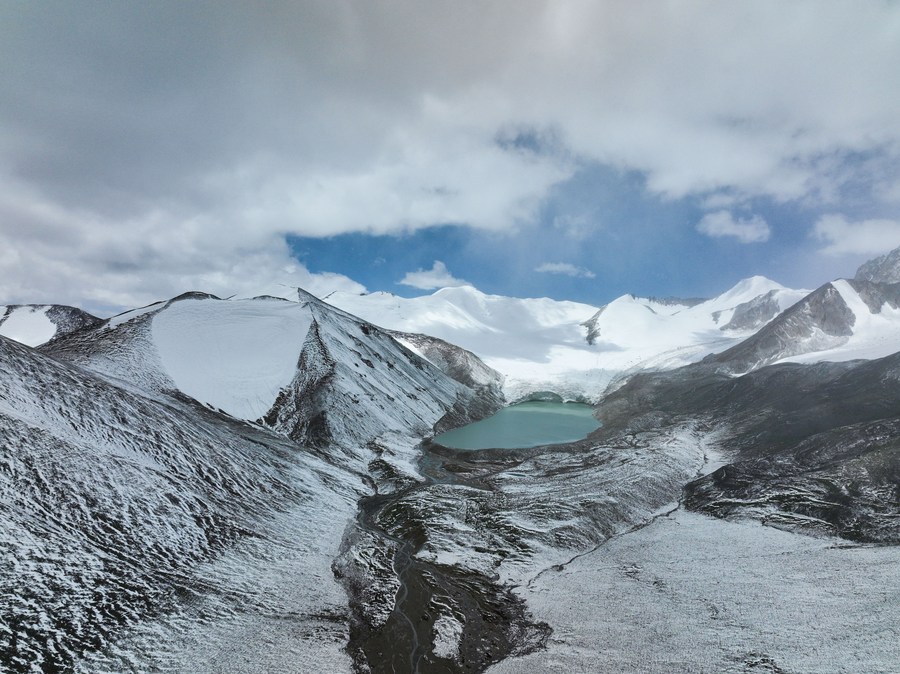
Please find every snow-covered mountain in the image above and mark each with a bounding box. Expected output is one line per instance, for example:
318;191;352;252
712;278;900;373
855;245;900;283
3;254;900;672
2;289;508;671
0;303;101;346
43;290;503;472
327;277;808;401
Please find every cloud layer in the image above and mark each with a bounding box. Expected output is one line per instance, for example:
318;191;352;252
398;261;469;290
697;211;771;244
1;1;899;308
813;215;900;256
535;262;596;279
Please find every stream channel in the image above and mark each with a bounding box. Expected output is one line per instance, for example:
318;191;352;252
343;402;600;673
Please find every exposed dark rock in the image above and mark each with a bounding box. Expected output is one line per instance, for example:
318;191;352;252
855;245;900;284
387;330;504;395
598;353;900;543
846;278;900;313
709;282;854;373
644;295;708;307
715;289;784;331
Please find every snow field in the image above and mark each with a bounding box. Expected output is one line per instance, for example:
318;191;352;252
152;298;314;420
488;510;900;674
0;305;57;346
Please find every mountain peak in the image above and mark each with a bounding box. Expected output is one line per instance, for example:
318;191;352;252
432;284;480;296
855;245;900;284
716;275;786;303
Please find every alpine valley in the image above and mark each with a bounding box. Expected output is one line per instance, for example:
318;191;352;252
2;249;899;673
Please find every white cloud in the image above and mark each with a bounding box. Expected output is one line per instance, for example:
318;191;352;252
0;178;365;313
697;211;771;243
398;261;469;290
699;191;749;211
812;214;900;256
535;262;596;279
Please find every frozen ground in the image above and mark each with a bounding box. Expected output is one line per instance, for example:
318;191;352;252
489;509;899;674
75;479;357;674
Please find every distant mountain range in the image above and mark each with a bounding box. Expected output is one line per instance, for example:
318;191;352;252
2;247;899;672
8;249;900;403
327;252;900;400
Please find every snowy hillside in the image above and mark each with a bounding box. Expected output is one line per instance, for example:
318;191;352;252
328;278;808;401
43;290;502;472
3;289;504;672
4;272;900;672
0;333;360;672
0;304;101;346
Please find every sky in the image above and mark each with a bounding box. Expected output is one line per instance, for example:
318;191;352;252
2;1;900;315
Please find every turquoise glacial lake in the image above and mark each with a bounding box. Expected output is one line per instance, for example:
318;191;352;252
432;401;601;450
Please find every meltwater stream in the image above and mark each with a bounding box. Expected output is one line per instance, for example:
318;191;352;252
432;401;601;450
344;402;599;672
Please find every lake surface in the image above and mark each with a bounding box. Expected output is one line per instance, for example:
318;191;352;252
432;401;600;450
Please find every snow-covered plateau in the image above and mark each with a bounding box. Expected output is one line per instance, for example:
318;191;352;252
2;247;900;673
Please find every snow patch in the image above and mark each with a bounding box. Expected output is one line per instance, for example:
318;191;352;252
151;298;313;419
0;306;56;346
432;613;463;660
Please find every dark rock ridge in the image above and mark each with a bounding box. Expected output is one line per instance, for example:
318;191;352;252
644;295;708;307
855;244;900;284
598;354;900;543
261;290;504;458
709;278;900;374
713;289;785;331
708;282;854;373
386;329;504;393
581;308;605;345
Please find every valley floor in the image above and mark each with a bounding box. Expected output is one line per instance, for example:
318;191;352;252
489;509;899;674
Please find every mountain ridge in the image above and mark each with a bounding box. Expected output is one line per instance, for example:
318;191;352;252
2;251;900;672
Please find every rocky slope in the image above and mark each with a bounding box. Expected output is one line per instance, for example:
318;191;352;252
0;333;358;672
855;244;900;283
2;289;504;673
710;278;900;373
600;354;900;543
